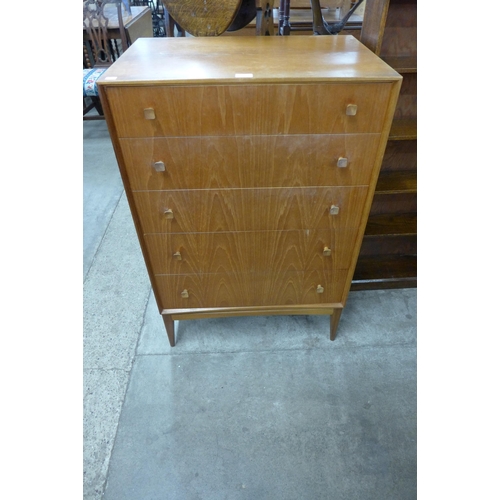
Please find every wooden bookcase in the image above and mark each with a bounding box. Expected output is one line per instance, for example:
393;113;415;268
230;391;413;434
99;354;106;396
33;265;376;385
354;0;417;290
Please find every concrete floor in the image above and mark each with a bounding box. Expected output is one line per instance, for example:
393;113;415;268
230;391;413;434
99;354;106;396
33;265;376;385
83;119;417;500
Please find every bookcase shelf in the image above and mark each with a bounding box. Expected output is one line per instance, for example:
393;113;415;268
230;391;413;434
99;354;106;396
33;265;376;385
356;0;417;290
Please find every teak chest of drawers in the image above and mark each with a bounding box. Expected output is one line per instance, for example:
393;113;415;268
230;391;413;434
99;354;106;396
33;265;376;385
98;36;401;346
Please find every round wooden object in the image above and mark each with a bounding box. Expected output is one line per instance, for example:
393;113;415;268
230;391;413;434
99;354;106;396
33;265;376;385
227;0;256;32
164;0;243;36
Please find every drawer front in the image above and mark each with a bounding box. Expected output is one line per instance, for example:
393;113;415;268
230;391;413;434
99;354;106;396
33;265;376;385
145;228;360;276
107;83;392;138
133;186;369;233
120;134;382;191
154;269;349;309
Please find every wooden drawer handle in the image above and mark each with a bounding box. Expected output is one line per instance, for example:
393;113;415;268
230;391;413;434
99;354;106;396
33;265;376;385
346;104;357;116
323;247;332;257
164;209;174;219
173;251;182;261
153;161;165;172
144;107;156;120
329;205;339;215
316;285;324;294
181;289;189;299
337;157;348;168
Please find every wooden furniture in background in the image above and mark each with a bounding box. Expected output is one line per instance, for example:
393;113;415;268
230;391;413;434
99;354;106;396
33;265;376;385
159;0;361;37
83;4;153;45
226;0;257;32
161;0;242;36
119;5;153;41
254;0;275;35
128;1;166;37
221;0;364;37
355;0;417;289
83;0;130;120
97;36;401;346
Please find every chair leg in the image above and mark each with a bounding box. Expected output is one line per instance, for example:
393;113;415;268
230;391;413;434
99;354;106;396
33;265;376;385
84;97;106;120
83;97;96;116
92;96;104;115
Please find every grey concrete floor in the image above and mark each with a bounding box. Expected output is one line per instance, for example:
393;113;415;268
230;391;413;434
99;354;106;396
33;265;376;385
83;119;417;500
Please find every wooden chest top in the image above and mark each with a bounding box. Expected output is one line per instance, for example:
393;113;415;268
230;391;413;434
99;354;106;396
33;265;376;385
97;35;401;87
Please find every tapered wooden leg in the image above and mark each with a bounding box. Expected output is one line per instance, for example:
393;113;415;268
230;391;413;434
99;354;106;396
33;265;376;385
162;314;175;347
330;309;343;341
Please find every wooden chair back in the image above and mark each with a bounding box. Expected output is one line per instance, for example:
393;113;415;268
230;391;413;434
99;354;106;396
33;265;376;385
83;0;129;120
83;0;129;68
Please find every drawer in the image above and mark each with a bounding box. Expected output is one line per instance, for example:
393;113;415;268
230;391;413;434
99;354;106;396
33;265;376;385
106;83;393;138
145;228;360;275
133;186;369;233
154;269;349;309
119;134;382;191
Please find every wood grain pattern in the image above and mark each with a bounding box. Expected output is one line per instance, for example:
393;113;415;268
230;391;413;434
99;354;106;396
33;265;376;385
380;1;417;59
358;234;416;257
106;83;393;138
389;118;416;140
354;0;417;292
358;0;417;292
382;55;416;74
97;36;402;342
154;268;349;309
119;134;382;190
381;25;417;59
364;213;416;236
351;0;417;296
145;228;360;275
96;36;402;86
375;171;416;194
351;254;416;289
145;232;199;276
392;72;416;121
380;140;417;171
359;0;390;55
133;186;369;233
161;0;242;36
359;0;417;260
369;192;416;216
